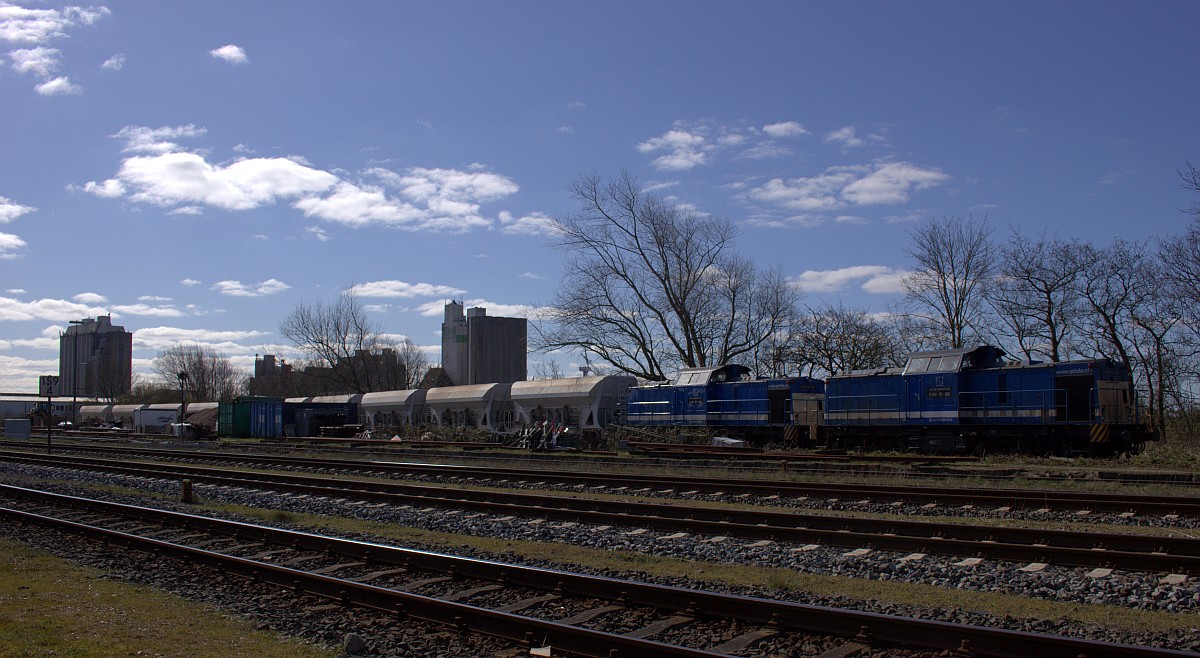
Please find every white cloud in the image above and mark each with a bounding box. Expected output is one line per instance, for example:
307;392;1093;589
376;166;518;205
519;272;542;280
841;162;950;205
751;161;948;211
111;303;183;317
0;296;109;322
298;167;518;232
498;210;562;236
415;298;545;320
824;126;866;148
116;124;207;154
35;75;79;95
2;5;106;93
73;292;107;303
304;225;330;241
138;295;171;302
134;326;268;352
0;232;27;258
637;129;709;171
738;142;793;160
102;53;123;70
792;265;908;294
348;280;466;299
209;44;248;64
751;168;862;211
762;121;809;138
180;278;201;286
0;196;35;223
861;270;909;293
9;46;59;76
211;279;290;297
86;125;519;233
80;178;125;198
117;152;339;210
293;181;424;227
0;5;109;45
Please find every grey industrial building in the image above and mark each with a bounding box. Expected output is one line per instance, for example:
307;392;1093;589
58;315;133;399
440;302;527;385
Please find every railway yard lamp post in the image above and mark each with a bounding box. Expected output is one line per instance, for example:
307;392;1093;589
177;371;189;437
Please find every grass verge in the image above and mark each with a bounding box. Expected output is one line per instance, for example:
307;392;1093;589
0;536;334;658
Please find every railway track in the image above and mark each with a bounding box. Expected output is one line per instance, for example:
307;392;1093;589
4;449;1198;575
18;435;1200;488
1;483;1190;658
6;442;1199;516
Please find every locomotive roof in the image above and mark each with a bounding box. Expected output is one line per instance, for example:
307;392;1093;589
903;345;1007;374
672;364;753;386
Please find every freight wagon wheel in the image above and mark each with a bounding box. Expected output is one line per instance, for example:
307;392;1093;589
971;440;988;458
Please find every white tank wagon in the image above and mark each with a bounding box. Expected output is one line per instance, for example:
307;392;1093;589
424;383;513;432
79;404;114;425
111;404;147;428
510;375;637;430
359;389;428;429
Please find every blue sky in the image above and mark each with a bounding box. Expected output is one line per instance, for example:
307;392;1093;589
1;1;1198;393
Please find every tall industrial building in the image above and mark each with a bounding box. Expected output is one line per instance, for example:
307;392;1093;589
59;315;132;399
440;302;527;385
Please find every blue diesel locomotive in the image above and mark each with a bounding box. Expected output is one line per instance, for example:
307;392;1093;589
625;364;826;444
624;346;1155;456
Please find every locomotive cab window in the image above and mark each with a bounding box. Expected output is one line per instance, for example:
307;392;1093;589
906;357;931;373
936;356;961;372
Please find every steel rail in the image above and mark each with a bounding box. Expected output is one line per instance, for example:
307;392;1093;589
0;484;1191;658
5;443;1196;515
4;451;1199;573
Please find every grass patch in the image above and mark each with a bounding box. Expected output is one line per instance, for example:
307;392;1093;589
209;501;1199;636
0;537;333;658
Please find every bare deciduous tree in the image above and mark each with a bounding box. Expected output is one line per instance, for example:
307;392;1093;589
153;344;246;402
986;229;1082;362
1128;257;1186;438
391;336;430;390
1074;239;1147;367
790;302;896;378
902;215;995;349
1181;161;1200;219
279;290;390;394
538;171;798;380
